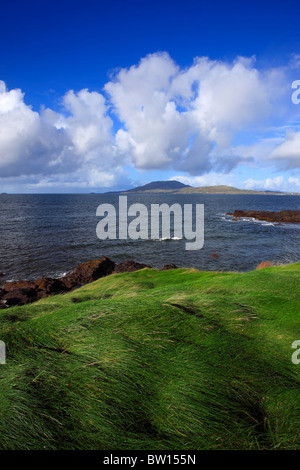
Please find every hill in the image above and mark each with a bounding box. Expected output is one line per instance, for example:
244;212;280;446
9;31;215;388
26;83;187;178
122;180;190;193
176;185;286;195
0;264;299;449
114;181;298;195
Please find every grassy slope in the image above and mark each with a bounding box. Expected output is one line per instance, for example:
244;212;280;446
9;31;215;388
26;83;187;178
0;265;299;450
175;185;285;194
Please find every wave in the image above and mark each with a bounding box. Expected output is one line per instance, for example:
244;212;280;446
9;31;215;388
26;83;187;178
152;236;183;241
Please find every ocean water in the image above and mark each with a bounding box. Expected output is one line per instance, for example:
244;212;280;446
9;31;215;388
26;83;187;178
0;193;300;284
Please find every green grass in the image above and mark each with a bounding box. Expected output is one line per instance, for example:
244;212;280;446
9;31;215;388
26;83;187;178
0;264;299;450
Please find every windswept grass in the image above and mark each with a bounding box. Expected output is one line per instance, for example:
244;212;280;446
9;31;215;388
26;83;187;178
0;265;299;450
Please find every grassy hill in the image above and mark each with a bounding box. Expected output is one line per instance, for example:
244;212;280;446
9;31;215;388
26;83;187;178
175;185;286;195
117;180;296;195
0;265;299;450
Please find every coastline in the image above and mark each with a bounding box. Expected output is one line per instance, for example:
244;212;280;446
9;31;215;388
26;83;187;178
1;254;298;309
0;258;177;308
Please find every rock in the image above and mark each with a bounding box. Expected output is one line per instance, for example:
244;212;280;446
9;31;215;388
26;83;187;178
2;280;36;292
63;257;115;288
211;253;219;259
0;289;7;308
35;277;66;298
0;257;166;307
113;260;151;274
1;281;38;306
0;257;116;308
2;287;39;306
161;263;178;270
226;210;300;224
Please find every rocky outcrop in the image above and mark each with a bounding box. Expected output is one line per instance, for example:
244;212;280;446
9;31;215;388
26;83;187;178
226;210;300;223
113;260;150;274
2;280;36;292
0;257;115;308
0;257;183;308
62;258;115;288
34;277;66;297
2;287;39;307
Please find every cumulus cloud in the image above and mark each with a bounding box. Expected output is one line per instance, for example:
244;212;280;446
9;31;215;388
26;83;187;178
105;53;290;175
0;81;119;185
0;52;298;190
0;81;69;177
288;176;300;187
59;89;113;159
266;131;300;169
244;176;284;191
243;175;300;192
169;172;237;187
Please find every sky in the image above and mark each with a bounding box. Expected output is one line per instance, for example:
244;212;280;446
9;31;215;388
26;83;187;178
1;0;300;193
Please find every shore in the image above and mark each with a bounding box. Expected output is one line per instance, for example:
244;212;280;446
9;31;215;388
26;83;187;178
0;258;177;308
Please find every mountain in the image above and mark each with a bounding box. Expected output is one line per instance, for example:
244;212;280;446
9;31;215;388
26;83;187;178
122;180;191;193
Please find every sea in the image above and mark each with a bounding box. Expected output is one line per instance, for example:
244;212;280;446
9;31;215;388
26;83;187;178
0;193;300;284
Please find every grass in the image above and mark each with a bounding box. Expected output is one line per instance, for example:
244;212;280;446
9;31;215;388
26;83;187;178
0;264;299;450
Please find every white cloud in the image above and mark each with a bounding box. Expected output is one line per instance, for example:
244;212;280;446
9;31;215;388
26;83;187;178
288;176;300;187
105;53;288;175
60;89;113;157
243;175;300;192
170;172;237;187
0;81;121;187
266;131;300;169
244;176;284;191
0;52;299;191
0;81;70;177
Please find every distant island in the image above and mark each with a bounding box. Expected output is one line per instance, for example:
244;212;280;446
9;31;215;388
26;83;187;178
106;180;300;195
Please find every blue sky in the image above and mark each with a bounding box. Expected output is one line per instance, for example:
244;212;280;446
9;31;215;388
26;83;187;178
1;0;300;192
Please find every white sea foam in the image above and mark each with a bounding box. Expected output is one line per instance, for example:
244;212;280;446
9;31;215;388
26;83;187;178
154;236;183;241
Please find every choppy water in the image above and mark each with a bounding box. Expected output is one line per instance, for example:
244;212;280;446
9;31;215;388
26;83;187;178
0;193;299;284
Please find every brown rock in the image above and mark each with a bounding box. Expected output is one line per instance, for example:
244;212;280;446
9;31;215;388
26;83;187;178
2;287;39;306
226;210;300;224
0;257;116;308
161;263;178;270
113;260;151;274
2;280;36;292
62;257;115;288
35;277;66;298
0;289;6;308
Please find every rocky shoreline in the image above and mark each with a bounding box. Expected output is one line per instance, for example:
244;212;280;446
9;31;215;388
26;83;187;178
0;258;177;308
226;209;300;224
